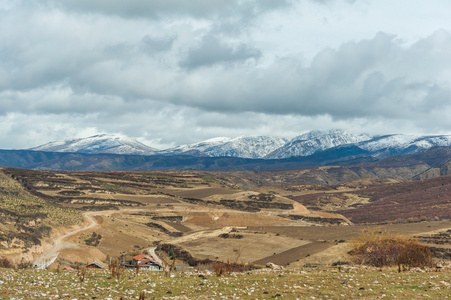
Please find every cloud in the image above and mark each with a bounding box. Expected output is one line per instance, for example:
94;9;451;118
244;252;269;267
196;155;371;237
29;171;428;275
1;1;451;149
141;35;175;53
172;30;451;122
181;35;262;69
2;22;451;137
49;0;291;19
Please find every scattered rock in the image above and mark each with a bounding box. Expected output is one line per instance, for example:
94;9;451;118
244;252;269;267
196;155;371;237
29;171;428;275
266;262;284;270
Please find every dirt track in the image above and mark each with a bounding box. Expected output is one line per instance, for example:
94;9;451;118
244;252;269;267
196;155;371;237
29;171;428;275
165;227;234;244
33;211;106;269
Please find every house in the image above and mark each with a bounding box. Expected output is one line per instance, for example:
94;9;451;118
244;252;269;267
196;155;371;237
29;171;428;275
129;254;162;271
85;261;104;269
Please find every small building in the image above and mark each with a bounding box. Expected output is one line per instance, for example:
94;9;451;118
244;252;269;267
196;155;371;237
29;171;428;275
130;254;162;271
85;261;104;269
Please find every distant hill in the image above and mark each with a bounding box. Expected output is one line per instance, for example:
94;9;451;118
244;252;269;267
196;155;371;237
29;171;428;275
1;147;451;182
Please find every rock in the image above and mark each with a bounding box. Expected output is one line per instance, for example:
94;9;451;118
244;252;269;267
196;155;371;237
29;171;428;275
410;267;425;273
266;262;284;270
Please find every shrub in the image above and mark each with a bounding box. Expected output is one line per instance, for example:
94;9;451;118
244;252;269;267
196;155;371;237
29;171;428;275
350;230;433;270
160;244;198;266
110;257;123;280
85;232;102;246
218;233;243;239
17;258;33;269
0;257;13;268
211;260;254;276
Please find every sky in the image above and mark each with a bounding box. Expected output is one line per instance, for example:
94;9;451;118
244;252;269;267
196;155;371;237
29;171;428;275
1;0;451;150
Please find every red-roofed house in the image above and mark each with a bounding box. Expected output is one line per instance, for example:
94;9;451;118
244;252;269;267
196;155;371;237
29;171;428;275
131;254;162;271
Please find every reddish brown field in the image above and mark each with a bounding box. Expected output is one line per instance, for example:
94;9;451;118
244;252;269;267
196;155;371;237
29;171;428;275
288;175;451;224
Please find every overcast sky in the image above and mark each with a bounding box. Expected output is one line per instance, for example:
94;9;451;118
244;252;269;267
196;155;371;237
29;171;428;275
1;0;451;150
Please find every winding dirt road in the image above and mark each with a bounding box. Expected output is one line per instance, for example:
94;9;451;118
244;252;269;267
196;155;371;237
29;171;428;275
149;246;164;268
33;212;100;269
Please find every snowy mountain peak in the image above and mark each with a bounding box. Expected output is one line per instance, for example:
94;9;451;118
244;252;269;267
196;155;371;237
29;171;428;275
295;129;371;143
356;134;451;157
30;134;158;155
265;129;372;159
160;136;288;159
203;137;233;143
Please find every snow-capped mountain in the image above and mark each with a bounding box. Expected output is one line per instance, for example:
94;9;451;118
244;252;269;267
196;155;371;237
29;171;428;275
159;136;288;159
357;134;451;158
28;130;451;160
30;134;158;155
265;129;372;159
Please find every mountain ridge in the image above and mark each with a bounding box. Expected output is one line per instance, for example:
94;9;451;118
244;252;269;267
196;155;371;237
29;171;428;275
27;130;451;160
30;134;158;156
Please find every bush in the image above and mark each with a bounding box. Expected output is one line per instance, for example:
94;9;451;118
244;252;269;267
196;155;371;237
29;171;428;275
218;233;243;239
159;244;199;266
85;232;102;246
17;258;33;269
0;257;13;268
350;230;433;270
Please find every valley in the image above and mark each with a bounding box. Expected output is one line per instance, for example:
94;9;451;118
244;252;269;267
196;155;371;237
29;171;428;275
1;166;450;273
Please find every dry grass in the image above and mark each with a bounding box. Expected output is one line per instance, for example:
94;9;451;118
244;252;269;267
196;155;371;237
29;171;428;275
0;266;450;299
0;172;82;227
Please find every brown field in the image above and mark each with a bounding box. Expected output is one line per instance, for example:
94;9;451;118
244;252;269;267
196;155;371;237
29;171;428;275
0;167;450;273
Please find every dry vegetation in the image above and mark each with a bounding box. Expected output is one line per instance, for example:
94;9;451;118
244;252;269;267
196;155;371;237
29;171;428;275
286;175;451;224
0;170;82;263
349;230;433;271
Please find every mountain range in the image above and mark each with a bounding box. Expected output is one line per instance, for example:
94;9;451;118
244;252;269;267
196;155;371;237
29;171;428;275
28;129;451;160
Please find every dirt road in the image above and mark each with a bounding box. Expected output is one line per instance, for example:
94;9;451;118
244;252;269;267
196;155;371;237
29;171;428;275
33;212;101;269
148;246;165;270
164;227;233;244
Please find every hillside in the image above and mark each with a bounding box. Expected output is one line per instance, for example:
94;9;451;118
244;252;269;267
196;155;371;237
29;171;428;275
286;174;451;224
0;170;82;264
1;147;451;182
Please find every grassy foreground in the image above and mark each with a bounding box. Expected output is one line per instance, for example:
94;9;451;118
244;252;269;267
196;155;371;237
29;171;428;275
0;266;450;299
